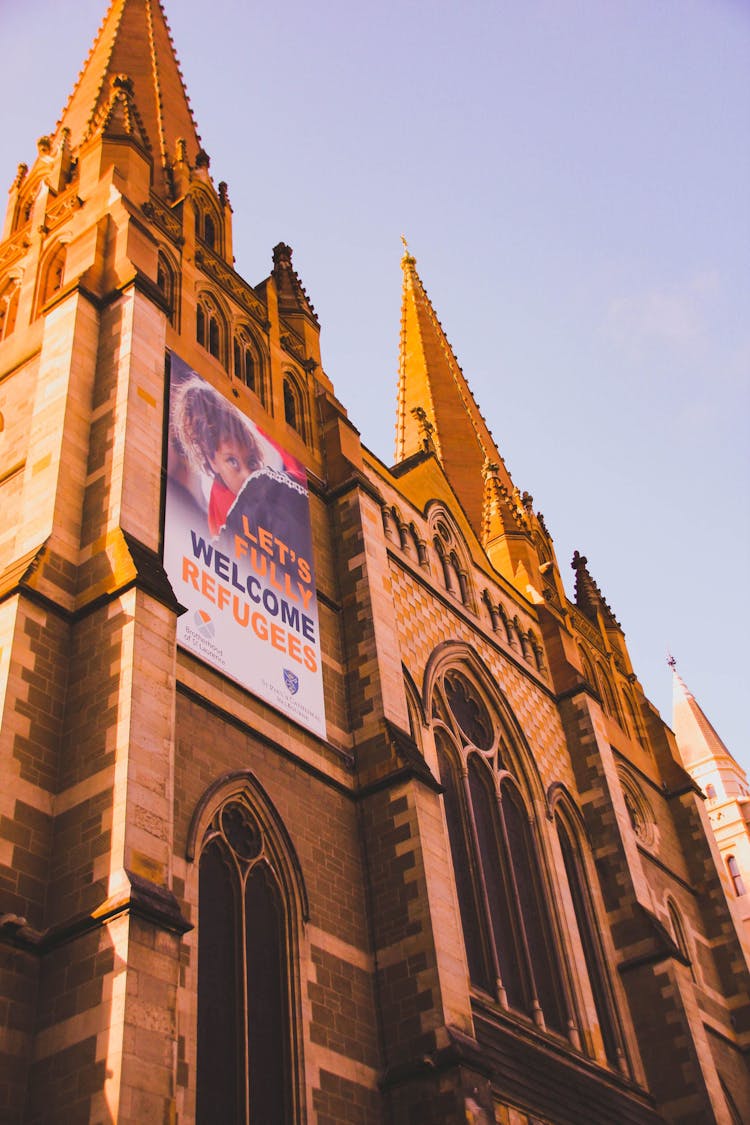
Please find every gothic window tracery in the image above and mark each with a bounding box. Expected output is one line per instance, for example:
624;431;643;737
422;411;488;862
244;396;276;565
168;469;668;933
194;194;222;254
433;666;570;1036
427;507;473;608
233;327;262;398
618;770;656;847
196;292;226;363
196;796;294;1125
283;371;307;438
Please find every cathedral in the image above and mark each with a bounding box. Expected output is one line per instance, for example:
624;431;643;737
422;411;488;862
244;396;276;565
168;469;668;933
1;2;749;1123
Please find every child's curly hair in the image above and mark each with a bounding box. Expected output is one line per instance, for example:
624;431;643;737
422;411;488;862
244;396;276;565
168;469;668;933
171;377;262;476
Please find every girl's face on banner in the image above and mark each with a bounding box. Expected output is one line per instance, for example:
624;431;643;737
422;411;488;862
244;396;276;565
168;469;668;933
210;437;255;495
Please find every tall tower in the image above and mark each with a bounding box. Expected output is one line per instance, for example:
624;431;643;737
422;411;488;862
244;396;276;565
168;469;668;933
670;658;750;935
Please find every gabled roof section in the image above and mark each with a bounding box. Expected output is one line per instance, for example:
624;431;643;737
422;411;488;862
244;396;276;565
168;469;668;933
272;242;319;325
395;246;512;536
571;550;621;628
669;658;738;772
53;0;202;196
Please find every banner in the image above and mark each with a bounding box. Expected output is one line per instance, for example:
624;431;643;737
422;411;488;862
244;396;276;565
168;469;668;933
163;351;326;738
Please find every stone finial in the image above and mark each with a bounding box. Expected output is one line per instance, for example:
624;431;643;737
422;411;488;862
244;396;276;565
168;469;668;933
273;242;292;265
37;136;52;156
111;74;134;95
410;405;435;452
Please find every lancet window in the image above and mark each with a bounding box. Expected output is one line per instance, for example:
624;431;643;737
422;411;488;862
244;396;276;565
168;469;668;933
428;509;473;608
283;371;307;438
433;667;569;1036
196;795;295;1124
233;328;260;397
194;196;222;254
37;243;67;313
157;250;178;326
196;292;226;363
555;810;625;1070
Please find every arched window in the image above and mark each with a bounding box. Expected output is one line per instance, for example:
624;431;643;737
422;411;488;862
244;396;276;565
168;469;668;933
233;329;262;398
0;279;20;342
556;814;625;1070
283;372;306;437
727;856;746;897
596;662;620;722
428;509;473;608
196;797;294;1124
196;293;226;364
194;197;222;254
433;666;569;1036
577;644;596;689
203;212;216;250
666;898;694;980
157;250;178;326
37;243;66;313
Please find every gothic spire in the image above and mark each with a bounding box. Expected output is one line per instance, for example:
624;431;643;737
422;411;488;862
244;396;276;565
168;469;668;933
52;0;202;197
669;658;738;773
395;246;513;536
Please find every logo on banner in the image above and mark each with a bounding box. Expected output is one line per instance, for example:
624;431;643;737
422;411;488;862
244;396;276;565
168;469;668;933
283;668;300;695
194;609;215;639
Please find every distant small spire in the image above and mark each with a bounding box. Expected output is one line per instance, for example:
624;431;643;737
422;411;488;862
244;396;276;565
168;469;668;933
671;659;737;771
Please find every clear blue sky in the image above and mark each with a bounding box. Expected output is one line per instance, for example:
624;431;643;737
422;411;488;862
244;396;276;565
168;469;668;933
3;1;749;769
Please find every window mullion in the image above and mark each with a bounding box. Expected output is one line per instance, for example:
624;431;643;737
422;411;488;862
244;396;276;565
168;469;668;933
460;768;505;1004
240;865;251;1125
495;791;545;1028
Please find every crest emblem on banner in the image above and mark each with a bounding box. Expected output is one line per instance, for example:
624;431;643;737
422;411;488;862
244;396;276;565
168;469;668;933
194;609;215;639
283;669;300;695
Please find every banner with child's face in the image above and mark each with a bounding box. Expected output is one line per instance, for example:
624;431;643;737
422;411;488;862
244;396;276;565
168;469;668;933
163;351;326;738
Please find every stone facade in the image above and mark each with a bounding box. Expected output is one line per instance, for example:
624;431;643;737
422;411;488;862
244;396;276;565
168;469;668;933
0;3;748;1123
